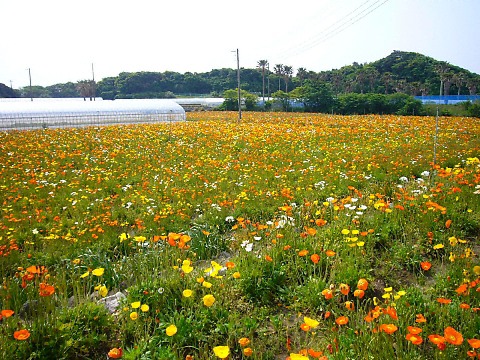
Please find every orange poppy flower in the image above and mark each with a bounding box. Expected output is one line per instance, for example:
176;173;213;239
437;297;452;304
455;283;468;295
305;227;317;236
283;245;291;251
108;347;123;359
385;306;398;320
1;309;14;318
444;326;463;345
415;314;427;323
298;249;309;257
265;255;273;262
225;261;235;269
357;278;369;291
39;283;55;297
322;289;333;300
445;219;452;228
406;333;423;345
300;323;311;332
325;250;336;257
335;316;348;326
310;254;320;264
407;326;423;335
353;289;365;299
345;301;354;311
468;339;480;349
243;347;253;357
460;303;471;310
420;261;432;271
307;348;324;358
238;337;250;347
379;323;398;334
315;219;327;227
428;334;446;346
339;283;350;295
14;329;30;340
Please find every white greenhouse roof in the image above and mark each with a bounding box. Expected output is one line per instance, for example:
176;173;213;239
0;99;186;130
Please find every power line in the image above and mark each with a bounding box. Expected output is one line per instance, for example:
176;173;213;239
278;0;391;62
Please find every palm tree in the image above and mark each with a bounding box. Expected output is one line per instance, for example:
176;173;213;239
452;73;465;96
283;65;293;93
435;62;451;96
257;60;269;103
381;72;393;94
296;67;308;86
274;64;284;91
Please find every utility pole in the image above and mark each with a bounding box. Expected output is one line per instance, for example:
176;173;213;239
28;68;32;101
236;49;241;122
91;63;96;101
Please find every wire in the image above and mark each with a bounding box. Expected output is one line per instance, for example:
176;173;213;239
277;0;391;62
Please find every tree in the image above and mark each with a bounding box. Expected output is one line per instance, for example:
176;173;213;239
381;72;393;94
257;60;268;103
272;90;290;111
295;80;334;113
296;67;308;86
273;64;284;91
76;80;96;100
222;89;258;111
283;66;293;93
435;62;451;96
452;73;465;95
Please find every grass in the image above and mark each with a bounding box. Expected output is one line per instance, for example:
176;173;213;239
0;112;479;360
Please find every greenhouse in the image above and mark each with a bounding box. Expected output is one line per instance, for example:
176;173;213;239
0;99;186;130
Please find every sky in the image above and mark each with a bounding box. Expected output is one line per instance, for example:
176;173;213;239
1;0;479;88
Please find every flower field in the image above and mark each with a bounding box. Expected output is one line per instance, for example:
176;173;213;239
0;111;479;360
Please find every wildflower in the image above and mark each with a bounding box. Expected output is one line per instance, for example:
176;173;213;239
166;324;177;336
300;323;311;332
437;298;452;304
232;271;241;279
433;243;444;250
345;301;354;311
80;271;90;278
39;283;55;297
415;314;427;323
406;333;423;345
325;250;336;257
455;283;468;295
429;334;446;349
181;260;194;274
203;294;215;307
225;261;235;269
265;255;273;262
289;354;309;360
129;312;138;320
379;324;398;334
357;278;369;290
322;289;333;300
468;339;480;349
298;249;309;257
310;254;320;264
445;219;452;228
420;261;432;271
1;309;14;318
341;229;350;235
213;345;230;359
339;283;350;295
14;329;30;340
335;316;348;326
131;301;141;309
407;326;423;335
202;281;213;289
238;337;250;347
304;316;320;328
183;289;193;298
307;348;324;358
354;289;365;299
444;326;463;345
243;347;253;357
92;268;105;276
98;285;108;297
140;304;149;312
108;347;123;359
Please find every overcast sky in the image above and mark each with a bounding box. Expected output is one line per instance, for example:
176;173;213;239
1;0;479;88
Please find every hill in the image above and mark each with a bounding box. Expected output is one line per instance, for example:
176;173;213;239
6;51;480;99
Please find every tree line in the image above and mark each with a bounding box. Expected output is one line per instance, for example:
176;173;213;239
2;51;480;108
